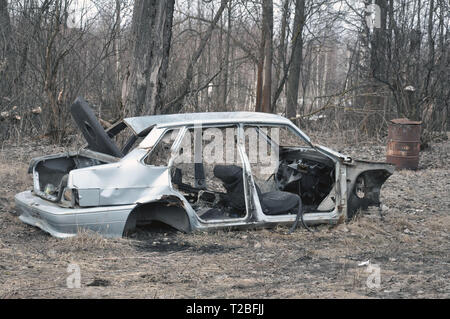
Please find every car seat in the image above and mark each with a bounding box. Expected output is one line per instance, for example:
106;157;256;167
213;165;300;215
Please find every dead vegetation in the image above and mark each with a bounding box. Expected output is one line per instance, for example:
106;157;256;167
0;133;449;299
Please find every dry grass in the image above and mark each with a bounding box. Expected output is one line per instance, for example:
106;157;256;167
0;134;448;298
63;230;111;250
425;215;450;232
0;161;30;213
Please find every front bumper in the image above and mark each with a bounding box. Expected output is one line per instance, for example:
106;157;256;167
15;191;135;238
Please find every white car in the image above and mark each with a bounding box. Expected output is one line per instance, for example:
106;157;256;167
15;97;394;238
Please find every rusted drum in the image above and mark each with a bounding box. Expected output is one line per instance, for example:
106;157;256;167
386;118;422;169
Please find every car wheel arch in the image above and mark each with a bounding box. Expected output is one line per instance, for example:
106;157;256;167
347;169;392;219
122;197;191;236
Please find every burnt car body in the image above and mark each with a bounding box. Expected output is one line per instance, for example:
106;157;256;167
15;97;395;238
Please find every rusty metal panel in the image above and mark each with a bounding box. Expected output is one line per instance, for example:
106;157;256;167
386;118;421;169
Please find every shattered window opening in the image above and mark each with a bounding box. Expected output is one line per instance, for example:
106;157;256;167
144;129;181;167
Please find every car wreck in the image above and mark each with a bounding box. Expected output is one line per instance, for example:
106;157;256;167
15;97;395;238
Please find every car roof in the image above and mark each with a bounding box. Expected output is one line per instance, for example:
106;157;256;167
123;112;293;135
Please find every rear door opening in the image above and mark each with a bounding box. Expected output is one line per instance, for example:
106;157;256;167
171;125;251;222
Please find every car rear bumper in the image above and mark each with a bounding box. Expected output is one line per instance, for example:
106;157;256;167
15;190;135;238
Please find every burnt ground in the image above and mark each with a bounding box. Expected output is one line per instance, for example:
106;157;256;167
0;132;448;299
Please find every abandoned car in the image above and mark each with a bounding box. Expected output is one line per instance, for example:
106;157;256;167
15;97;395;238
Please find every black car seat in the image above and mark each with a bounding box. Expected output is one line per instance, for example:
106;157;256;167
70;97;123;158
213;165;300;215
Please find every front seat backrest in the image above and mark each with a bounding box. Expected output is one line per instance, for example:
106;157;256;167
213;165;248;211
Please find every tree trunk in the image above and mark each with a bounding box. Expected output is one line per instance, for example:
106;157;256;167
261;0;273;113
285;0;305;119
370;0;387;81
114;0;121;83
114;0;122;114
123;0;175;116
196;0;202;111
215;10;224;109
272;0;290;113
220;0;232;110
255;27;265;112
0;0;15;100
438;0;448;131
423;0;435;99
364;0;387;136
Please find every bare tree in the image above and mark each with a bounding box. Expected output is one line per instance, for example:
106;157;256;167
272;0;290;113
0;0;14;100
219;0;232;110
1;0;448;143
261;0;273;113
166;0;228;114
122;0;175;116
286;0;305;119
255;19;265;112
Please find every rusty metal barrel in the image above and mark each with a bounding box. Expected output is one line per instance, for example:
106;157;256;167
386;118;422;169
